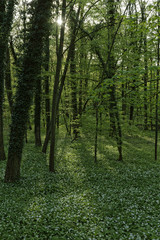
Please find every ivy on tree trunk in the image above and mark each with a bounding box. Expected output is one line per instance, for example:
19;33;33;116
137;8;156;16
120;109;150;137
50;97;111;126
5;0;52;182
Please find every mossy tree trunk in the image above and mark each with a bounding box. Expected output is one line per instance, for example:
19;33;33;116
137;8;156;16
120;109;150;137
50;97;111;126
5;46;13;113
0;43;6;161
5;0;52;182
0;0;16;161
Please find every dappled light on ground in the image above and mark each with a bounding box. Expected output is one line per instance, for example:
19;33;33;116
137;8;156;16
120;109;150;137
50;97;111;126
0;126;160;239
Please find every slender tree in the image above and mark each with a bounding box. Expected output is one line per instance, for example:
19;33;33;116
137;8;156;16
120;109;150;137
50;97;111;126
155;0;160;161
34;64;42;146
44;33;51;136
94;101;99;163
49;0;66;172
44;3;80;165
70;5;79;140
141;1;148;130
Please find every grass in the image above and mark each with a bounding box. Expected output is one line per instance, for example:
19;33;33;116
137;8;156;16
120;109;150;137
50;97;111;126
1;119;160;239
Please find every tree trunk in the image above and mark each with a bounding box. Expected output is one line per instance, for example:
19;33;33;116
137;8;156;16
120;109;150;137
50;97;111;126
70;6;79;140
0;47;6;160
94;103;98;163
49;0;66;172
5;0;52;182
107;0;123;161
122;83;126;119
5;47;13;113
141;3;148;130
48;3;80;170
0;0;16;161
70;40;78;139
155;0;160;161
150;58;153;130
34;69;42;147
129;105;134;122
44;35;50;135
78;9;85;116
42;125;51;154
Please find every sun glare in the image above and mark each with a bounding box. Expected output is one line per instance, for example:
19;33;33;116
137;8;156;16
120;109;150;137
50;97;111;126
57;17;63;25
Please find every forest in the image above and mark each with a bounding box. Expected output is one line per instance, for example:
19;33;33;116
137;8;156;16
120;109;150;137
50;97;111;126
0;0;160;239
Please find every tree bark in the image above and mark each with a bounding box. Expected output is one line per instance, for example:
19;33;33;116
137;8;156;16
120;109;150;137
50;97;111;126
70;37;78;139
0;46;6;161
34;70;42;147
44;34;50;135
5;0;52;182
107;0;123;161
141;3;148;130
94;103;98;163
5;47;13;113
155;0;160;161
49;0;66;172
0;0;16;161
47;3;80;167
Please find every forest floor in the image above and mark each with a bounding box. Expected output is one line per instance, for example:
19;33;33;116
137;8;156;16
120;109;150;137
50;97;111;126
1;120;160;240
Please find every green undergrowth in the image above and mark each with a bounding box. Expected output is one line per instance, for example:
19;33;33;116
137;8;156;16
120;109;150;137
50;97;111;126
0;124;160;239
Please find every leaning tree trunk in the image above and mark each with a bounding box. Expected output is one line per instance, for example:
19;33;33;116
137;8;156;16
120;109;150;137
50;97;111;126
49;0;66;172
42;18;79;154
48;4;80;170
5;0;52;182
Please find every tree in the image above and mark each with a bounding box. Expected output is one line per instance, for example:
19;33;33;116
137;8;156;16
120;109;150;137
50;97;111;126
155;0;160;160
140;1;148;130
93;0;123;160
0;0;16;160
34;60;42;146
46;1;81;171
5;0;52;182
49;0;67;172
5;46;13;113
44;32;50;136
70;5;79;140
